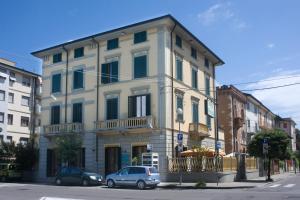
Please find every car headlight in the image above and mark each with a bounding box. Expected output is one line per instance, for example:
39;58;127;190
90;176;97;180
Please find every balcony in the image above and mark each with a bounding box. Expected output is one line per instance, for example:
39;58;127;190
189;123;210;138
35;104;41;114
95;116;155;134
44;123;84;136
234;117;244;129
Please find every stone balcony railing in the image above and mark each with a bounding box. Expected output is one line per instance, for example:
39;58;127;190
189;123;210;137
95;116;155;131
44;123;84;135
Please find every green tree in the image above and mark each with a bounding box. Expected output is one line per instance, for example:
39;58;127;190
15;141;38;170
248;129;291;181
0;141;16;162
55;133;82;167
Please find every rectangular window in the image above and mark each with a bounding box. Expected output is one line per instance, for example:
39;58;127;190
21;96;30;106
73;69;84;89
176;95;183;121
191;68;198;89
21;116;29;127
128;94;151;118
205;76;210;96
0;112;4;123
205;58;209;68
22;76;31;87
101;61;118;84
247;120;250;128
192;102;199;123
176;35;182;48
6;136;12;143
0;90;5;101
191;47;197;59
7;114;13;125
134;31;147;44
53;53;62;63
19;137;28;145
134;55;147;79
206;115;211;129
51;105;60;125
74;47;84;58
106;98;118;120
73;103;83;123
107;38;119;50
176;57;183;81
52;74;61;93
8;93;14;103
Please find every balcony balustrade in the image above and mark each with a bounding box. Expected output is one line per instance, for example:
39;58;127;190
44;123;84;135
189;123;210;137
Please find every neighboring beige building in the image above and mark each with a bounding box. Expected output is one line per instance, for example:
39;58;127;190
32;15;224;181
276;117;297;152
0;58;42;144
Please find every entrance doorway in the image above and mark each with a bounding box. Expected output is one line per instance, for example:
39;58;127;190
132;145;147;165
105;147;121;176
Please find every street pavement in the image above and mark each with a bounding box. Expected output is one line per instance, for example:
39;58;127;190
0;173;300;200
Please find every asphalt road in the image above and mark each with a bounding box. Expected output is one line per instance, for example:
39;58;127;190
1;174;300;200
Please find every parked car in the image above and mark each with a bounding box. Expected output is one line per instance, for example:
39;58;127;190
0;163;22;182
106;166;160;189
55;167;103;186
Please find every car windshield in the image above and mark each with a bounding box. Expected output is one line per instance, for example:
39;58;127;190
149;167;158;173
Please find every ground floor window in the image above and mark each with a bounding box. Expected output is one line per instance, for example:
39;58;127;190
132;145;147;165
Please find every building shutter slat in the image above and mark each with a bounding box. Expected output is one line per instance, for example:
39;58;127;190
101;63;109;84
111;61;118;82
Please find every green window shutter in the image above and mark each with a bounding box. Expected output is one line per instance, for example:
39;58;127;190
207;115;211;128
191;48;197;59
111;61;119;82
176;59;182;81
53;53;62;63
192;69;197;88
74;47;84;58
101;63;109;84
106;98;118;120
73;69;83;89
73;103;82;123
176;35;182;48
134;55;147;79
205;77;210;96
192;103;199;123
205;58;209;68
204;100;208;115
52;74;61;93
128;96;137;118
107;38;119;50
134;31;147;44
51;106;60;124
146;94;151;116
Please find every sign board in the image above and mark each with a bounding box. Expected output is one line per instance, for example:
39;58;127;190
216;141;222;149
177;133;183;144
263;143;268;154
205;99;215;118
178;144;183;152
147;144;153;152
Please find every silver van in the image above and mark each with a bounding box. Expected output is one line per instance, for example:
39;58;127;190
106;166;160;189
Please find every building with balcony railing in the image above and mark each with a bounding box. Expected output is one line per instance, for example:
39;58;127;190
32;15;224;181
0;58;42;144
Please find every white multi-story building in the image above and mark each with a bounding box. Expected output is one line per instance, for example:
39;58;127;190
0;58;42;144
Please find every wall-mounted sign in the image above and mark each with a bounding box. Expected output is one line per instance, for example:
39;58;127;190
205;99;215;117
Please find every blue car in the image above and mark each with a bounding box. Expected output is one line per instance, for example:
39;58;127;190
106;166;160;189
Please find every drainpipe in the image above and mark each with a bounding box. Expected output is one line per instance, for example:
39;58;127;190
92;37;100;172
31;77;36;147
213;64;219;155
63;46;69;123
170;23;177;158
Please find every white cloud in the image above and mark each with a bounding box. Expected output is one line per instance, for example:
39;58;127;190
246;70;300;128
197;2;247;30
267;43;275;49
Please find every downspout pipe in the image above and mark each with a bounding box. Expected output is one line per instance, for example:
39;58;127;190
170;23;177;158
63;46;69;123
213;64;219;155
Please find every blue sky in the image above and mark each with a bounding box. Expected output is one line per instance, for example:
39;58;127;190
1;0;300;126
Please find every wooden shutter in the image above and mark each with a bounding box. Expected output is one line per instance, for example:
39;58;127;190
111;61;118;82
128;96;137;118
146;94;151;116
101;63;109;84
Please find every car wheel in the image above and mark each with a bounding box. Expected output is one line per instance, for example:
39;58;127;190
82;179;89;186
107;179;115;188
137;180;146;190
55;178;62;185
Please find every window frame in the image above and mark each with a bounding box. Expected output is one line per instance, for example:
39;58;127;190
72;102;83;123
22;76;31;87
176;56;183;81
53;53;62;63
20;116;29;127
73;69;84;90
74;47;84;58
175;35;182;48
51;73;61;93
8;92;14;103
191;67;198;89
101;61;119;84
192;101;199;123
7;114;13;125
106;97;119;120
134;31;147;44
191;47;197;59
0;90;5;101
107;38;119;50
0;112;4;123
21;96;30;106
204;57;210;68
133;53;148;79
51;105;60;125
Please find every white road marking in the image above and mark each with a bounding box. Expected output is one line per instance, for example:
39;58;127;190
269;184;281;188
283;184;295;188
0;183;25;188
40;197;85;200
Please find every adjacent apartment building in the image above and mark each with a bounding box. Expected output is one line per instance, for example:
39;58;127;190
0;58;42;144
32;15;224;181
276;117;297;152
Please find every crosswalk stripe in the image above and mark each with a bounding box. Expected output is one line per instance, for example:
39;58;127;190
269;184;281;188
283;184;295;188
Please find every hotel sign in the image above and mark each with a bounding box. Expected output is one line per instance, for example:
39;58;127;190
205;99;215;118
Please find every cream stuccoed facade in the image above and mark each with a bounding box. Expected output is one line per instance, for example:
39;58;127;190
0;58;42;144
32;15;224;181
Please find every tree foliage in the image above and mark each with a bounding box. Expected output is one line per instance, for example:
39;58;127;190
15;142;38;170
55;133;82;167
248;129;291;160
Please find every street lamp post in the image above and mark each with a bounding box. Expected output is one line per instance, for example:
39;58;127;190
176;108;183;185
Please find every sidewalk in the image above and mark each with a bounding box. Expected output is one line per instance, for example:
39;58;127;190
157;172;297;189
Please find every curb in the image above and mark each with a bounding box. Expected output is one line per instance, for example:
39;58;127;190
157;185;256;189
